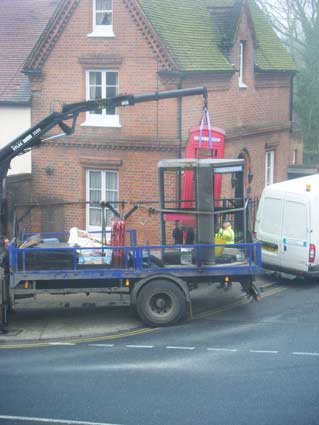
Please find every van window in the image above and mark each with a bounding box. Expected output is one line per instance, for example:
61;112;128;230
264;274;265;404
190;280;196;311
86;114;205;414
261;197;283;235
282;201;307;240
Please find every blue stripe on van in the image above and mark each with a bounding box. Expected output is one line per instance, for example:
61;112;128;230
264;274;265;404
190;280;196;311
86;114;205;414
283;238;307;247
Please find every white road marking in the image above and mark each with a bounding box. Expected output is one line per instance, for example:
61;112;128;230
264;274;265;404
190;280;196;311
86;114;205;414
0;414;122;425
82;343;319;358
166;346;195;350
207;348;238;352
48;342;76;346
126;345;154;349
292;352;319;357
88;344;115;347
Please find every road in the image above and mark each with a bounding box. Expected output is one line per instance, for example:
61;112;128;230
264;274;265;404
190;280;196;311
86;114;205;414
0;278;319;425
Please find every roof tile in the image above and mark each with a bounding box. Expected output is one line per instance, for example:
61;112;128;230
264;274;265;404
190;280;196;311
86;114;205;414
0;0;57;104
139;0;296;72
248;1;296;71
8;0;295;82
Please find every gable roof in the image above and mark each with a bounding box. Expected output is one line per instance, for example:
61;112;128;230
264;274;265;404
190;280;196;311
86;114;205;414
23;0;296;75
139;0;233;72
139;0;296;72
0;0;58;104
208;2;243;53
24;0;81;75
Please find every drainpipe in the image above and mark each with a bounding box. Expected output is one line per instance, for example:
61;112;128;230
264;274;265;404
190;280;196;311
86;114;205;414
178;79;184;158
289;74;294;132
177;78;184;203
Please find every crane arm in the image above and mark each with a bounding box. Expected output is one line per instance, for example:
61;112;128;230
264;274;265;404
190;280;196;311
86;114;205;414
0;86;207;235
0;86;207;172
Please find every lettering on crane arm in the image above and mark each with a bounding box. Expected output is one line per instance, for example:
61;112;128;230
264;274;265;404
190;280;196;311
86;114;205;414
120;100;130;106
11;127;42;152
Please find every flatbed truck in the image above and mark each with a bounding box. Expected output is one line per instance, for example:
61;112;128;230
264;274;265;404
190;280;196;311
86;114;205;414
0;87;261;328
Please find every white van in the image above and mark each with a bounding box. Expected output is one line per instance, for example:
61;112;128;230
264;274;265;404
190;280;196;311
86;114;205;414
255;174;319;278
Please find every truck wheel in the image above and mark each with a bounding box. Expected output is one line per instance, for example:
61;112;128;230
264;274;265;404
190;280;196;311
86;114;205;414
136;280;186;327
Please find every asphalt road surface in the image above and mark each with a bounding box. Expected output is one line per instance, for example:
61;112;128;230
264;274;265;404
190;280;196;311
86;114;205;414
1;278;319;425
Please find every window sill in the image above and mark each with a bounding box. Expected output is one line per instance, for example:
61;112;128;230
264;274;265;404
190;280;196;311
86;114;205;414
81;118;121;128
87;29;115;38
239;81;248;89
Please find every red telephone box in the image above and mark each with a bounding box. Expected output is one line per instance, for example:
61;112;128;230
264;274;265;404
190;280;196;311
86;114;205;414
182;125;225;208
164;125;225;224
185;125;225;159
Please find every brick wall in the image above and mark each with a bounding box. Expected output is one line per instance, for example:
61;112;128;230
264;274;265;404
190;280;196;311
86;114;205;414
7;174;32;237
27;0;299;244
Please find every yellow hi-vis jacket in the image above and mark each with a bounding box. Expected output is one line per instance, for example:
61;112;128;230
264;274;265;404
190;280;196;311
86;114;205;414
216;226;234;244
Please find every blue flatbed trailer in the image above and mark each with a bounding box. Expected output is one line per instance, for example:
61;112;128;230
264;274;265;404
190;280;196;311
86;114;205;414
4;230;262;326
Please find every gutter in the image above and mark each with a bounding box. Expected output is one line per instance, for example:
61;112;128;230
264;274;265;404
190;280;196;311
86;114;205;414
254;66;297;75
158;69;235;78
177;79;184;159
289;74;294;132
22;69;42;76
0;101;31;107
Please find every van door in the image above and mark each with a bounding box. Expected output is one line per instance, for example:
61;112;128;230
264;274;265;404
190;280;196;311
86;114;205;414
256;196;284;268
281;197;310;273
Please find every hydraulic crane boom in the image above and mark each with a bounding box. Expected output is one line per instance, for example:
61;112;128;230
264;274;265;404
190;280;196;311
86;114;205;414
0;86;207;172
0;86;207;236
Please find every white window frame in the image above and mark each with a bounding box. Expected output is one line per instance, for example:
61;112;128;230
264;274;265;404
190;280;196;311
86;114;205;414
265;150;275;186
88;0;115;38
239;41;248;89
86;169;119;232
82;70;121;128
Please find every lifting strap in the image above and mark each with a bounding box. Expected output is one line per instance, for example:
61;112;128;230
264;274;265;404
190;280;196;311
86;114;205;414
198;107;213;153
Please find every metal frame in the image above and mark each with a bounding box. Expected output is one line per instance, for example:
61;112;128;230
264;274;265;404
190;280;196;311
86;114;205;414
158;158;247;254
9;239;262;290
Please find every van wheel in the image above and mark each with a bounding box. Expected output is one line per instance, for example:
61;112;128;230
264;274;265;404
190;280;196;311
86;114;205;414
303;275;318;284
136;280;186;327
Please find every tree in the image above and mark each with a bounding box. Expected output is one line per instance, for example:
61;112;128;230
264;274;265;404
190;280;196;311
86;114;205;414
256;0;319;163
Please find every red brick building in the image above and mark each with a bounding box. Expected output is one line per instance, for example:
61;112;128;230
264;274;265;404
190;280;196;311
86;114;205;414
20;0;299;243
0;0;56;223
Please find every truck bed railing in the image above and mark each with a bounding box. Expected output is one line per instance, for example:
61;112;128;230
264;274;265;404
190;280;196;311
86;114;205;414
9;241;262;274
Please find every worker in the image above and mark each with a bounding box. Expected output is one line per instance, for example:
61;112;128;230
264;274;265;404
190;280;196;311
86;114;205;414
172;220;184;245
216;221;234;290
184;226;195;245
216;221;234;245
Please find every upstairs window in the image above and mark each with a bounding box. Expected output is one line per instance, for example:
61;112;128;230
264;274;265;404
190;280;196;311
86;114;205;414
96;0;112;26
83;70;120;127
239;41;248;88
88;0;114;37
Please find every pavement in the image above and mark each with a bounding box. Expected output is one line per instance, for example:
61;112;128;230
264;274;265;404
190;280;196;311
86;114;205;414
0;273;279;344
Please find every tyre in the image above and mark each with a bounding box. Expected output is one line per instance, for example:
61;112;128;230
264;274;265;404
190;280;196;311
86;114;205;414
136;280;186;326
